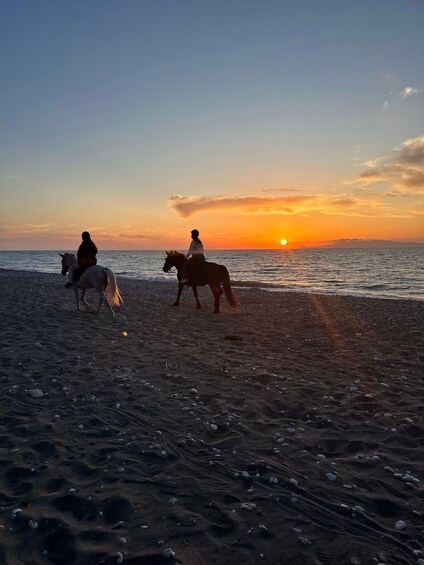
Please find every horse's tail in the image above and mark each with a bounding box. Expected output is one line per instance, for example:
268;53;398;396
222;268;237;308
103;268;123;307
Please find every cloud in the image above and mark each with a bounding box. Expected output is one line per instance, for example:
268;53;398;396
168;192;394;219
0;223;52;236
261;186;303;193
381;86;418;110
400;86;418;101
358;169;389;183
410;208;424;216
168;194;320;218
354;135;424;194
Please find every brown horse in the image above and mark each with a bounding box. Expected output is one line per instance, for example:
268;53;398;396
162;251;237;313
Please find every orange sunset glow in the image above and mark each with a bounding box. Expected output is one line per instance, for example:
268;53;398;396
1;3;423;252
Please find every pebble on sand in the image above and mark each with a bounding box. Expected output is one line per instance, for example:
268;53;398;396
240;502;257;511
28;389;44;398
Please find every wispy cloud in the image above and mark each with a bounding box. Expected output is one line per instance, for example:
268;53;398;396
400;86;418;101
0;223;52;236
381;85;418;110
261;186;303;193
354;135;424;194
88;226;180;242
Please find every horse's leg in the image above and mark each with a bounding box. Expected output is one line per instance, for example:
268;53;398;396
95;290;105;315
209;284;222;313
192;286;201;309
80;289;90;309
73;286;81;311
102;294;115;318
173;283;184;306
95;286;115;318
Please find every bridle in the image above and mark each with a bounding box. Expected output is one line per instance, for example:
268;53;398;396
164;255;183;274
61;253;72;276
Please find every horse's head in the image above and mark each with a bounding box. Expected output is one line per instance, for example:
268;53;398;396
60;253;76;276
163;251;185;273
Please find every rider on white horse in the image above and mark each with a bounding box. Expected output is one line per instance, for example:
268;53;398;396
65;231;97;288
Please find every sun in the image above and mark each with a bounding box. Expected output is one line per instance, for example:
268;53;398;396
280;239;287;246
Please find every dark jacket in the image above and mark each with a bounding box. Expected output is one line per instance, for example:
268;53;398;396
77;240;97;267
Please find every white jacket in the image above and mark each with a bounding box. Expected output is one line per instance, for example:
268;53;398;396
186;240;205;259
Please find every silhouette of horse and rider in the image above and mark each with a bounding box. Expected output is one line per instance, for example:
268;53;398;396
61;229;236;315
163;229;236;313
60;231;122;317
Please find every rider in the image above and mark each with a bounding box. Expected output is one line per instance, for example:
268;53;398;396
180;229;205;285
65;231;98;288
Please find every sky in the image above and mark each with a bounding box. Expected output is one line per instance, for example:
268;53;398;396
1;0;423;250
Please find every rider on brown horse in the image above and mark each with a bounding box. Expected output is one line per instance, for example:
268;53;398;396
180;229;205;285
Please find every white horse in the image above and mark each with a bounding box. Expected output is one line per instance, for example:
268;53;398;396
60;253;123;317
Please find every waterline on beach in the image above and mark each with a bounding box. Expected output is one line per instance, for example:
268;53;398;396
0;248;423;300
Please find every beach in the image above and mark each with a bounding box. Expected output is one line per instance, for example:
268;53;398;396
0;268;423;565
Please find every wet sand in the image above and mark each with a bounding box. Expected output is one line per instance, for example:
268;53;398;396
0;268;423;565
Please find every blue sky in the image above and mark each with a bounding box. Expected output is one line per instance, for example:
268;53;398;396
1;0;423;249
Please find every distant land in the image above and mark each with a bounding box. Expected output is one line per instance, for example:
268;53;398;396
312;239;424;249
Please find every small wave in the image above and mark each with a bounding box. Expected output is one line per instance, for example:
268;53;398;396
231;280;286;289
120;273;175;283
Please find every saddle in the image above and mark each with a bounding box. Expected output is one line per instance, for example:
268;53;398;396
188;262;207;286
74;257;97;281
74;265;91;282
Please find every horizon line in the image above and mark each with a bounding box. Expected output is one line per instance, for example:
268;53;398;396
1;244;424;252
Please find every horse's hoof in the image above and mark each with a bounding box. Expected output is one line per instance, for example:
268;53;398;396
173;302;179;307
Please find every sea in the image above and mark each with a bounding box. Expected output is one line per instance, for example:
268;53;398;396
0;248;423;301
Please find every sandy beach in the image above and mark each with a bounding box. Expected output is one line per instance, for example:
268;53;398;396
0;268;423;565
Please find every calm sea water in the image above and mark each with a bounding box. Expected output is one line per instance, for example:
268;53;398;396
0;248;423;300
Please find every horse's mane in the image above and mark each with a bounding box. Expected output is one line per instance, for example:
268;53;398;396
167;250;184;257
